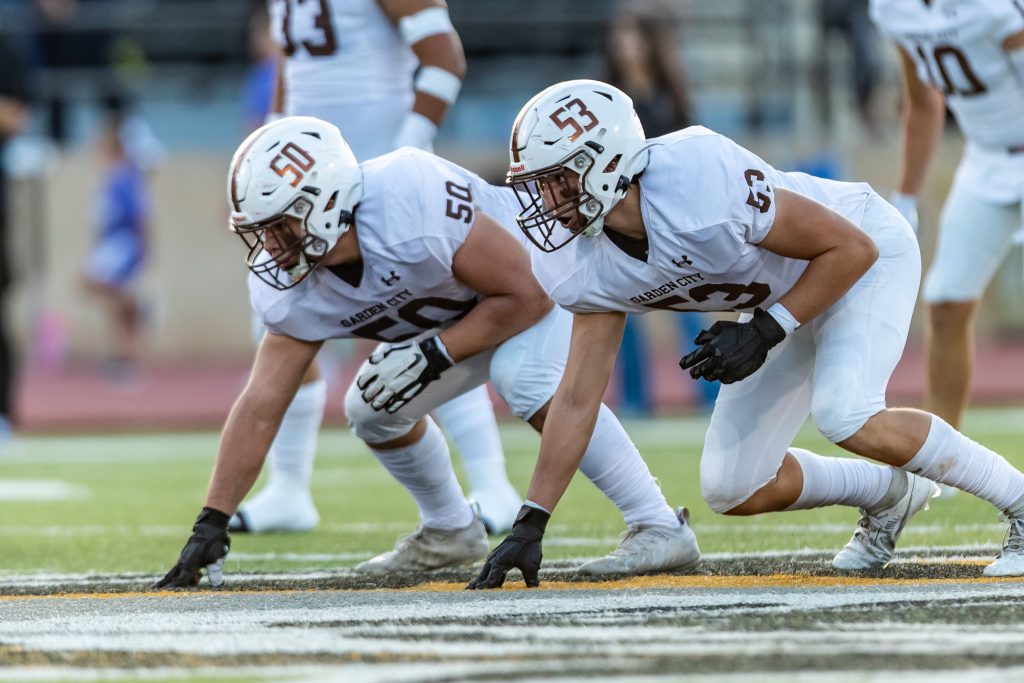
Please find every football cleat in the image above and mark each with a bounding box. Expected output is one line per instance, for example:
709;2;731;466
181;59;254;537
354;505;489;574
228;482;319;534
577;507;701;576
984;517;1024;577
471;482;522;535
832;470;939;570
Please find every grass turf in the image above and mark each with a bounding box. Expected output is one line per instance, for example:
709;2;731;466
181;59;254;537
1;407;1021;576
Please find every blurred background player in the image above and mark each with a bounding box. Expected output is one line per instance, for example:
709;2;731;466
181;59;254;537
870;0;1024;458
231;0;521;535
81;98;161;381
603;0;718;414
0;30;30;437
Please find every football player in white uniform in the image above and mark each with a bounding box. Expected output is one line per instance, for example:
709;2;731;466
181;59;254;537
236;0;522;535
468;80;1024;589
156;117;701;587
869;0;1024;446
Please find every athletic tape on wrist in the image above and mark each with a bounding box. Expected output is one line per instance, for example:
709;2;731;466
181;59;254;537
414;66;462;105
766;302;800;335
399;6;454;45
432;335;454;365
524;499;551;514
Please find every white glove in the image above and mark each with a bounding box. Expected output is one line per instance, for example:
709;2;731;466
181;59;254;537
357;336;454;413
392;112;438;153
889;192;919;235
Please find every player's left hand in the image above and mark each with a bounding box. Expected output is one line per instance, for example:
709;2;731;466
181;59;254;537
680;307;786;384
467;505;549;589
357;336;454;413
155;508;231;589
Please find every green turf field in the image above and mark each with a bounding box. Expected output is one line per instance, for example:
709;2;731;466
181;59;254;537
2;407;1022;577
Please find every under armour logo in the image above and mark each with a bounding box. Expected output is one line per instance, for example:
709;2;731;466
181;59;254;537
381;271;401;286
673;255;693;268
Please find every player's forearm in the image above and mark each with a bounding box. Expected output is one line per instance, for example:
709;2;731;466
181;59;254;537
410;33;465;126
439;295;551;363
204;396;283;514
526;382;604;512
896;94;945;195
269;53;285;117
777;236;878;324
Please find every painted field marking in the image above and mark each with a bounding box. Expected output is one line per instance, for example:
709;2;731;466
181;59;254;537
406;573;1024;592
3;572;1023;602
0;480;88;501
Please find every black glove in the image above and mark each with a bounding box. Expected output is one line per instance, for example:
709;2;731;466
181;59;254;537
155;507;231;588
357;336;455;413
679;307;786;384
466;505;550;589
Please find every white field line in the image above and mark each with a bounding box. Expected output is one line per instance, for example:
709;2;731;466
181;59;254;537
4;665;1024;683
230;552;372;563
0;666;292;681
0;480;88;501
0;521;414;537
4;585;1024;661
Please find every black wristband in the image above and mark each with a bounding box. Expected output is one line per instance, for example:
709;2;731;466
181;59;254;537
514;504;551;534
197;507;231;530
419;336;455;375
751;307;786;349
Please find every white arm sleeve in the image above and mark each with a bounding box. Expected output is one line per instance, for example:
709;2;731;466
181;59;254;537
398;6;455;45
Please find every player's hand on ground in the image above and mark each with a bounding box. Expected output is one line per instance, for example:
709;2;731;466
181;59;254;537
156;507;231;588
680;307;786;384
357;336;454;413
467;505;549;589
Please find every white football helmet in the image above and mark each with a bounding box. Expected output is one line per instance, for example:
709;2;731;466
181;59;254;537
228;116;363;289
507;79;648;252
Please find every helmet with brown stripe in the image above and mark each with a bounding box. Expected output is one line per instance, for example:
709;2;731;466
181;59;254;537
228;116;362;289
507;80;647;252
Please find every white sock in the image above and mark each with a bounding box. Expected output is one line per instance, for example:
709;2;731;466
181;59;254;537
267;377;327;491
578;404;679;528
434;385;509;493
785;448;893;511
369;416;474;530
903;414;1024;512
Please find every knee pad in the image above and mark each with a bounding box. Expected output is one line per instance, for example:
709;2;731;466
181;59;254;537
811;391;873;444
488;340;557;422
343;378;417;444
700;448;759;514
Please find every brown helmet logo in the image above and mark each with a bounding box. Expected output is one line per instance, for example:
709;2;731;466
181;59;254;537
270;142;316;187
549;98;599;142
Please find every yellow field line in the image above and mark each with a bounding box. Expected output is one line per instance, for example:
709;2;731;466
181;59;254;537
2;571;1023;601
410;572;1024;592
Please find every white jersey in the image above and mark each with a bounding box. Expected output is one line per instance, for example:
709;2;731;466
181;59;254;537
870;0;1024;150
250;150;519;344
531;127;876;316
267;0;416;107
